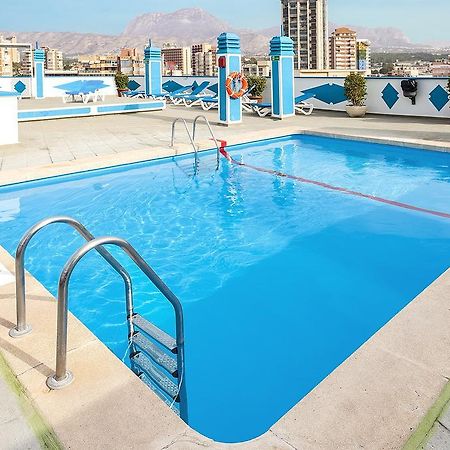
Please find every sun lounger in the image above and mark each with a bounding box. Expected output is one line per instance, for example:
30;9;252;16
250;92;316;117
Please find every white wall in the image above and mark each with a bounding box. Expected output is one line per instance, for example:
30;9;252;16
43;76;116;98
0;95;19;145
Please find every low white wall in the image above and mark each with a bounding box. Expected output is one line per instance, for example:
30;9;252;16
1;74;448;118
0;77;32;98
0;95;19;145
291;77;450;118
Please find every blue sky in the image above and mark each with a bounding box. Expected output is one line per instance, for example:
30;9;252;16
1;0;449;43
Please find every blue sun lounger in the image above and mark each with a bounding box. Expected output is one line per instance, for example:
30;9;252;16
170;81;210;105
250;92;316;117
182;84;218;108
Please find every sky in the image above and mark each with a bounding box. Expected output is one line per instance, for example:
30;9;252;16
1;0;449;43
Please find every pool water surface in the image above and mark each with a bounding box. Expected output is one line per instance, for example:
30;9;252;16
0;134;449;442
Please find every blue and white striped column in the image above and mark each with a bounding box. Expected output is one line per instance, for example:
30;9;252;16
270;36;295;119
144;45;162;97
33;48;45;99
217;33;242;125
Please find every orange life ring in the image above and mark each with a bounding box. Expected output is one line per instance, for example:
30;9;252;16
225;72;248;99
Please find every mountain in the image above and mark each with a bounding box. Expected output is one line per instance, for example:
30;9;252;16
1;8;444;57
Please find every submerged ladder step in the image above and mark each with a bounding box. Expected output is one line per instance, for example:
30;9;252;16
132;332;178;377
138;373;180;416
132;314;177;353
131;352;179;402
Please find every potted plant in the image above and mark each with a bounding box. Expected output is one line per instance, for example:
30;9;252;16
344;72;367;118
246;75;267;101
114;72;129;97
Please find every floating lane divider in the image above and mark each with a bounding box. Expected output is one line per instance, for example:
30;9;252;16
217;140;450;220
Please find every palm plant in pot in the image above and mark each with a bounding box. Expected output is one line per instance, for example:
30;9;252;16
344;72;367;118
115;72;129;97
246;75;267;101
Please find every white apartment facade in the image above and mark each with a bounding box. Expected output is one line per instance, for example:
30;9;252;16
281;0;329;70
162;45;191;76
329;27;357;70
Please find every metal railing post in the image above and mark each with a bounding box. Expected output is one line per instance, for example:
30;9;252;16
192;115;221;170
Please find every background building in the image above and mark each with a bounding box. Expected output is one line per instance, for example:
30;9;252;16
193;47;217;76
281;0;329;70
77;54;118;74
242;59;271;77
329;27;357;70
42;47;64;72
162;45;191;76
0;35;20;76
357;39;371;74
118;48;144;76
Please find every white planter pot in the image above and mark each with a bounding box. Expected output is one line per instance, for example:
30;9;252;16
345;105;367;118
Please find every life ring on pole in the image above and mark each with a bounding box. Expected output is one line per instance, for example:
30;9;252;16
225;72;248;99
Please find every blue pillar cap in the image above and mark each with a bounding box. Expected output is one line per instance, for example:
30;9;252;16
270;36;295;56
217;32;241;55
144;46;161;61
33;48;46;62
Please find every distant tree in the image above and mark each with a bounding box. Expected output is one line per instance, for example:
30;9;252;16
380;63;394;75
12;62;22;76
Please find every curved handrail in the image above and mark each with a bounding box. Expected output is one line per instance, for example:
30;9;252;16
47;236;186;416
9;217;134;339
170;117;198;154
192;115;221;170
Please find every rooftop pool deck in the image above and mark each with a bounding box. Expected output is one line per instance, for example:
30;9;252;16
0;106;449;449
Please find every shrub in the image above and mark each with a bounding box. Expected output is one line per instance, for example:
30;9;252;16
114;72;129;90
344;72;367;106
246;75;267;97
447;76;450;95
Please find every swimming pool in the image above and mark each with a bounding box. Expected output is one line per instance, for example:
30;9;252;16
0;134;449;443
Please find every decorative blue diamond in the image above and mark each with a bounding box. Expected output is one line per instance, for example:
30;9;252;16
302;83;347;105
14;81;26;94
381;83;399;109
429;85;449;112
127;80;141;91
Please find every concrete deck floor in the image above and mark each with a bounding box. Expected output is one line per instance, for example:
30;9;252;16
1;101;449;172
0;102;450;449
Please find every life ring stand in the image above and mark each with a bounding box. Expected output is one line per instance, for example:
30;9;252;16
225;72;248;99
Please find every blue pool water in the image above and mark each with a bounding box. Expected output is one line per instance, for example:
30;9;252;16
0;134;449;443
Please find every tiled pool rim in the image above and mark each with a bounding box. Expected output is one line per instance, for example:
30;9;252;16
0;131;449;449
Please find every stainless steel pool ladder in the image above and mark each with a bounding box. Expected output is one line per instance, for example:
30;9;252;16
170;116;221;171
9;217;186;418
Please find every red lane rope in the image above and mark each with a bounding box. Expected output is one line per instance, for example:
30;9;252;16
216;140;450;220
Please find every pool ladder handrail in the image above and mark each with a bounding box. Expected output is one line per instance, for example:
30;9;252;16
9;216;133;339
192;115;221;171
170;116;221;172
170;118;199;172
9;217;186;418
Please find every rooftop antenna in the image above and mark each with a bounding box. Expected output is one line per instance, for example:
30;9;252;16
148;38;152;47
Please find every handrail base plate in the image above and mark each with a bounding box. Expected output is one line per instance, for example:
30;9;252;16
46;371;74;390
9;324;32;338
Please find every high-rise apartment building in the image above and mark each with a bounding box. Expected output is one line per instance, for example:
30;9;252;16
118;48;144;76
0;35;20;76
192;45;217;76
329;27;357;70
281;0;329;70
42;47;64;72
162;45;191;75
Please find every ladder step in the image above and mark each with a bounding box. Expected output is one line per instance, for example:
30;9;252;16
132;333;178;377
131;352;180;402
138;373;180;416
132;314;177;353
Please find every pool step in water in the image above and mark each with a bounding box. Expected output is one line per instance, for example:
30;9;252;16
138;372;180;416
133;314;177;353
131;352;180;402
132;332;178;377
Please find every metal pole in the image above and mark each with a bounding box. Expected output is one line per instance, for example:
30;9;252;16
192;115;221;170
9;217;134;339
